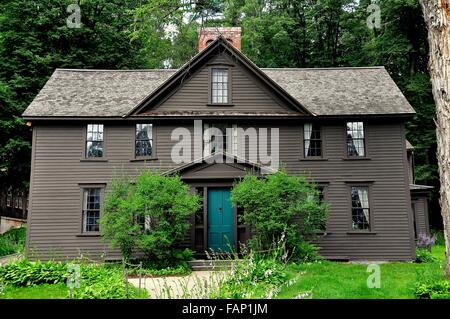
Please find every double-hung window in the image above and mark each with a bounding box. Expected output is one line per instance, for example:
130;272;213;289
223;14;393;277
135;124;153;157
86;124;104;158
203;123;238;156
346;122;365;157
351;186;370;230
82;188;101;233
211;68;229;104
304;123;322;157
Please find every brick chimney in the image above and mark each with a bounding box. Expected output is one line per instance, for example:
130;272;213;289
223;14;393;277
198;27;241;52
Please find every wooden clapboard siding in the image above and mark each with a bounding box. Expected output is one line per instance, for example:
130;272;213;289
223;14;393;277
148;54;296;114
27;119;414;261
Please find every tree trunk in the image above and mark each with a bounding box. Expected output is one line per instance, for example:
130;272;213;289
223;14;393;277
420;0;450;278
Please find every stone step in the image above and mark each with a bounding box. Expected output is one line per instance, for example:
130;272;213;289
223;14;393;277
188;259;240;270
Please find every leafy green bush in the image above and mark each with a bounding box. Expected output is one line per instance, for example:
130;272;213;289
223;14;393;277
101;171;200;263
0;227;26;257
100;174;139;261
133;172;200;260
231;171;327;260
0;259;144;299
72;263;140;299
416;280;450;299
415;248;437;263
0;259;67;286
293;240;322;263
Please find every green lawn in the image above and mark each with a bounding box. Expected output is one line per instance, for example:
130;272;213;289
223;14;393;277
0;284;68;299
277;245;447;299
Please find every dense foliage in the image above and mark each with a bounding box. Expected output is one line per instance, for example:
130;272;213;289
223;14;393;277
99;174;138;261
101;171;200;262
0;227;26;257
416;280;450;299
0;259;143;299
415;248;437;263
0;0;145;195
0;0;440;226
231;171;327;259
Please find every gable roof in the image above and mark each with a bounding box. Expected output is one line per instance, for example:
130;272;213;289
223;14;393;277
22;38;415;119
163;151;276;177
127;36;311;116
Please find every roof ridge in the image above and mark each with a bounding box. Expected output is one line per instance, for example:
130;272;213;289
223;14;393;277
55;68;178;72
261;66;385;71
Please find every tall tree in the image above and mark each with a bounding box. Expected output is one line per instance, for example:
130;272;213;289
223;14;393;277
0;0;145;198
419;0;450;277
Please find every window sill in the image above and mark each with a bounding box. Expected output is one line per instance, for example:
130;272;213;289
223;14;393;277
129;157;158;162
342;157;371;161
76;233;101;237
346;231;377;235
80;158;108;162
299;158;328;161
206;103;235;107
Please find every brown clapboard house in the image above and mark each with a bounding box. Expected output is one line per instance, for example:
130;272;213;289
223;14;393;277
22;27;432;261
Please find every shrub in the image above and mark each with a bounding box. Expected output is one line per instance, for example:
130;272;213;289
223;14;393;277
416;280;450;299
100;174;139;261
72;263;140;299
101;171;200;263
0;259;67;286
293;240;322;263
415;248;437;263
133;172;200;261
0;259;143;299
0;227;26;257
230;171;327;260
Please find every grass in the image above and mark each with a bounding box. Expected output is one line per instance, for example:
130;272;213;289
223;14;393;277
0;284;68;299
277;245;447;299
0;282;148;299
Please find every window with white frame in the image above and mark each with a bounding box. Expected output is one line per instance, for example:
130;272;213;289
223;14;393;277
82;188;101;233
351;186;370;230
304;123;322;157
211;68;229;104
346;122;365;156
86;124;104;158
135;124;153;157
203;123;237;156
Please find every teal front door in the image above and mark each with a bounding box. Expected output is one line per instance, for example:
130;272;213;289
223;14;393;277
208;188;235;252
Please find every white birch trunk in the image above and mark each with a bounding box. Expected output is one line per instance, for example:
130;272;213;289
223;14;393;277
420;0;450;277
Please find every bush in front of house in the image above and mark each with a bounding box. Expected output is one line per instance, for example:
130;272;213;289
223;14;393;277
0;259;67;286
415;248;437;263
0;227;26;257
0;259;143;299
101;171;200;264
230;171;328;262
415;279;450;299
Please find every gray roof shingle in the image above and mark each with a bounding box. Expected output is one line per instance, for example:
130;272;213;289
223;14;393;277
22;66;415;118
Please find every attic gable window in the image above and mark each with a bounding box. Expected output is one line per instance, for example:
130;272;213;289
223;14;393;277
211;68;229;104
